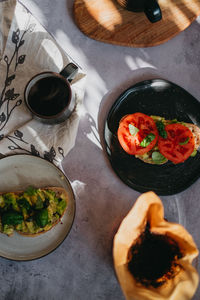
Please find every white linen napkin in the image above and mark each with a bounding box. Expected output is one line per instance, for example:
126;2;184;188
0;0;86;167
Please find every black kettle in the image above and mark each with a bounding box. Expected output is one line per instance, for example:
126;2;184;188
117;0;162;23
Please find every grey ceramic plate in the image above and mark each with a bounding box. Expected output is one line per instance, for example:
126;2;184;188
0;154;75;261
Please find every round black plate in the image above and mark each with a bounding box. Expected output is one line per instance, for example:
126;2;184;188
104;79;200;195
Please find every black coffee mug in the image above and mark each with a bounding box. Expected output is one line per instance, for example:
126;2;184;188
24;63;78;124
117;0;162;23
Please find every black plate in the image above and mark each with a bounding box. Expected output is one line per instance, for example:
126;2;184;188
104;79;200;195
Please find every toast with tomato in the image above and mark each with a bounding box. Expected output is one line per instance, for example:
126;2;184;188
117;113;200;164
0;186;68;236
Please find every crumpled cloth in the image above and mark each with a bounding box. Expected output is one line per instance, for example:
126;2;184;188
0;0;86;167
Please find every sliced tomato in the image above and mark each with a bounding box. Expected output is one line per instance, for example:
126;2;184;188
158;123;195;164
117;112;158;155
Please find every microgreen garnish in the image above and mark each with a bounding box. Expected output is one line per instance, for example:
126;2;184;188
152;151;167;164
156;121;167;139
129;124;139;136
190;150;197;157
140;133;155;147
169;119;178;124
179;137;189;145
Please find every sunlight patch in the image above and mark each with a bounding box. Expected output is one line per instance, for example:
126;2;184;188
86;131;102;150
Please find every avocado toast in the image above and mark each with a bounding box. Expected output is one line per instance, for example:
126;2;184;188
0;186;68;236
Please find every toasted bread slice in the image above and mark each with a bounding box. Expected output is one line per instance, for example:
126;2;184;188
185;123;200;150
0;186;68;237
136;150;168;165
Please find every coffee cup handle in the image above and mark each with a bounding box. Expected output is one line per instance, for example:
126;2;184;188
60;62;78;82
144;0;162;23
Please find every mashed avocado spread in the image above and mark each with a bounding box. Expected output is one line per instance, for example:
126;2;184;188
0;187;67;236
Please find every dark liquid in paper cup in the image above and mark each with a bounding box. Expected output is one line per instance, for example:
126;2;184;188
128;225;183;287
28;77;70;117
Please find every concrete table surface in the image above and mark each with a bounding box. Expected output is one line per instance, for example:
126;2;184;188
1;0;200;299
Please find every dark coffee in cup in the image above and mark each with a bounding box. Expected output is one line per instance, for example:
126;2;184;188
28;76;70;117
128;224;182;288
24;63;78;124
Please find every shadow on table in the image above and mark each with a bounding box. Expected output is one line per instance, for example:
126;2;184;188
65;0;200;108
50;0;200;293
63;67;182;268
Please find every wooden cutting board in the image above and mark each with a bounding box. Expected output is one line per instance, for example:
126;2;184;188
73;0;200;47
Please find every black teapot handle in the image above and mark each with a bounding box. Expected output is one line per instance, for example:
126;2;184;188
144;0;162;23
